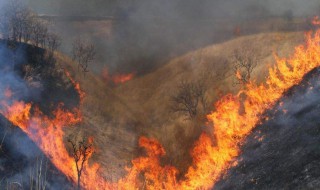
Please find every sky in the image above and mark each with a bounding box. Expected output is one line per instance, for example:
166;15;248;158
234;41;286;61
26;0;320;18
18;0;320;74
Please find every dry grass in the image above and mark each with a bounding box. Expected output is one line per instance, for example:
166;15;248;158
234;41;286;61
54;31;304;179
114;31;304;174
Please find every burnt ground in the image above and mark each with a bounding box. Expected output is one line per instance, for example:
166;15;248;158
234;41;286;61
0;41;81;189
0;116;73;189
215;68;320;190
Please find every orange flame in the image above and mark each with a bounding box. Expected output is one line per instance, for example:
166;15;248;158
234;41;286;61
0;76;112;189
65;70;85;102
176;30;320;189
112;73;135;84
117;29;320;189
101;67;135;85
1;29;320;189
312;16;320;26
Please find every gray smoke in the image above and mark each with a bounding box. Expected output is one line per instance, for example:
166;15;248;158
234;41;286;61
23;0;320;75
0;36;71;189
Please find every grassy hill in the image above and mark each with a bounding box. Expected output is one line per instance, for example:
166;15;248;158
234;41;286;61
56;31;305;180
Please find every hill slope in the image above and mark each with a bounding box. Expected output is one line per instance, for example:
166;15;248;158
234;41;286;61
215;67;320;190
113;32;305;173
56;31;306;179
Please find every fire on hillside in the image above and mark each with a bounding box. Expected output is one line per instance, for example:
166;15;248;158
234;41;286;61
0;16;319;190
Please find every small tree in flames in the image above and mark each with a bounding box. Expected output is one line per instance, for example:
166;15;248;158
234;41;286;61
68;136;93;190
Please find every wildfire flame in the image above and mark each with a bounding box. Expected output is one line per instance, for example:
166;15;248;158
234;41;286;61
1;23;320;190
312;16;320;26
119;26;320;189
65;70;86;102
102;67;135;85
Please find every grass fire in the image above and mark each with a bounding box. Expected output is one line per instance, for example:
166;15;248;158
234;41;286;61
1;0;320;189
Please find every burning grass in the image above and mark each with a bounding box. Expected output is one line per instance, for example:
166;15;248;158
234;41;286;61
1;26;320;190
101;67;136;85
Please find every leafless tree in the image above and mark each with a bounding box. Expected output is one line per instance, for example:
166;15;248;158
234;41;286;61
31;19;48;47
0;0;35;43
21;13;34;43
15;8;33;43
232;46;260;86
170;79;208;119
68;137;93;190
72;38;96;77
47;33;61;53
46;33;61;63
0;0;21;40
0;0;55;49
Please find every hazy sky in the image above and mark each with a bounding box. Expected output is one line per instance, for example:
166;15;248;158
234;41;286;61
26;0;320;17
20;0;320;74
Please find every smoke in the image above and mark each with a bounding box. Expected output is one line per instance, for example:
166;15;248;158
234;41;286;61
0;39;73;189
215;67;320;189
22;0;320;75
28;0;320;17
0;43;40;101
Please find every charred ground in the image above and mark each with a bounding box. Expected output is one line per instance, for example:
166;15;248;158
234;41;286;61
215;67;320;189
0;115;72;189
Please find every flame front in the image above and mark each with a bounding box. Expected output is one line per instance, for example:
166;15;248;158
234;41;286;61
119;27;320;189
0;25;320;190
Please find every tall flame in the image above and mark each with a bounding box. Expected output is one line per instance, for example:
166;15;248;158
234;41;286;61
0;24;320;189
117;27;320;189
0;77;113;189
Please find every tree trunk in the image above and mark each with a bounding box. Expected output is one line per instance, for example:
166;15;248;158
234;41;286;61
77;174;81;190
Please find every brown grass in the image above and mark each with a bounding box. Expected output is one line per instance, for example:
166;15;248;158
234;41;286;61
55;31;304;180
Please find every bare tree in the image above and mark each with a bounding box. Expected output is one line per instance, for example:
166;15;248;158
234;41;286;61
0;0;22;40
0;0;35;43
68;137;93;190
47;33;61;53
170;79;208;119
46;33;61;63
21;12;34;43
0;0;53;46
232;46;260;86
31;19;48;47
72;38;96;77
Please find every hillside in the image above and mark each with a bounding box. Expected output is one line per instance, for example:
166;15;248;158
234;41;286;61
55;31;305;180
215;67;320;190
